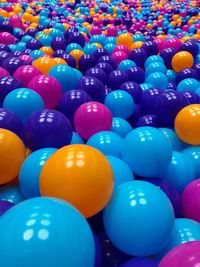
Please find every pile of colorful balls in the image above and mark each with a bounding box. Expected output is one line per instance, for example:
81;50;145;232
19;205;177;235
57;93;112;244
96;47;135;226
0;0;200;266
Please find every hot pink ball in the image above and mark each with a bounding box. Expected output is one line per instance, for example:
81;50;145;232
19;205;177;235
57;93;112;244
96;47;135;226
112;45;130;55
107;26;118;37
182;25;189;32
9;16;22;28
167;38;182;51
159;241;200;267
90;26;102;35
28;74;62;109
182;179;200;223
0;67;9;78
14;65;41;87
111;51;128;65
18;54;33;64
74;101;112;140
0;32;16;45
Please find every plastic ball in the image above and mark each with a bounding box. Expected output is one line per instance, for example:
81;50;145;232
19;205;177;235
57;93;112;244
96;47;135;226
85;67;106;84
126;66;145;84
146;62;167;76
104;90;134;119
40;144;113;218
122;127;172;177
108;70;129;90
28;74;62;108
175;104;200;145
172;51;194;72
129;48;148;68
160;48;176;69
19;148;57;198
160;128;185;151
183;146;200;177
119;81;142;104
118;59;136;71
144;55;164;68
0;129;25;185
87;131;123;157
103;180;175;256
176;68;198;84
32;57;57;75
117;33;133;48
78;54;96;73
13;65;41;87
74;101;112;140
24;109;73;150
111;117;132;138
0;197;95;267
0;67;9;77
3;88;44;123
177;78;200;92
146;72;168;90
0;32;15;45
0;187;25;204
2;57;25;75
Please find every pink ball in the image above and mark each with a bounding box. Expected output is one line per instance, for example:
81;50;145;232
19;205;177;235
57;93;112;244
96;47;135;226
0;67;9;78
13;65;41;87
111;51;128;65
159;241;200;267
90;26;102;35
74;101;112;140
112;45;129;55
18;54;33;64
182;25;189;32
28;74;62;109
107;26;118;37
167;38;182;51
182;179;200;223
0;32;15;45
9;16;22;28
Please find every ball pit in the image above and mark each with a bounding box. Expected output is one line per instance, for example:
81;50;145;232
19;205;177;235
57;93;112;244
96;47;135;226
0;0;200;265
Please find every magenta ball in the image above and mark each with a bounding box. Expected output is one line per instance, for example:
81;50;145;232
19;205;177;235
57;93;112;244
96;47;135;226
18;55;33;64
159;241;200;267
28;74;62;109
9;16;23;28
111;51;128;65
113;45;129;55
0;32;16;45
182;179;200;223
13;65;41;87
107;26;118;37
0;67;9;78
74;101;112;140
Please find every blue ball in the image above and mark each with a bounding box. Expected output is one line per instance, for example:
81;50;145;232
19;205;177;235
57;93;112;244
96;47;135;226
0;187;25;204
19;148;57;198
104;90;134;119
122;127;172;177
177;78;200;92
111;117;132;138
160;128;185;152
146;72;168;90
161;151;196;192
182;146;200;178
144;55;164;69
167;69;177;83
87;131;123;157
118;59;136;71
70;132;85;145
103;180;175;256
29;50;45;60
0;197;95;267
3;88;44;123
106;156;134;189
145;62;167;76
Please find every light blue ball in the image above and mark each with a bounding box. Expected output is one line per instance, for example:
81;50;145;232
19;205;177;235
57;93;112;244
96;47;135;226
160;128;185;152
167;69;177;83
145;62;167;76
118;60;136;71
66;43;82;53
157;218;200;258
3;88;44;123
19;148;57;198
177;78;200;92
103;180;175;256
106;156;134;189
140;83;154;91
144;55;164;69
182;146;200;178
104;43;115;54
111;117;132;138
0;187;25;204
30;50;45;60
104;90;134;119
87;131;123;157
161;151;196;192
122;127;173;177
83;43;97;54
70;132;84;145
146;72;168;90
39;35;52;46
0;197;95;267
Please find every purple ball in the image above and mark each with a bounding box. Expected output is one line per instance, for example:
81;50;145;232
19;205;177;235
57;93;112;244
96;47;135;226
51;37;67;51
26;39;42;50
0;200;14;216
160;48;176;69
144;178;182;217
176;68;198;83
0;21;13;34
2;57;25;75
68;32;86;48
142;41;158;56
129;48;148;68
85;67;106;84
0;108;23;137
140;88;163;114
77;76;105;102
0;76;23;101
194;63;200;79
26;28;37;37
95;62;114;75
154;90;188;128
53;49;66;57
98;55;116;69
119;81;143;104
183;90;200;104
0;44;11;52
0;51;11;65
136;114;158;127
119;258;159;267
126;66;145;84
93;48;110;60
108;70;129;90
78;54;96;74
59;89;92;122
61;53;76;68
180;40;199;57
24;109;73;151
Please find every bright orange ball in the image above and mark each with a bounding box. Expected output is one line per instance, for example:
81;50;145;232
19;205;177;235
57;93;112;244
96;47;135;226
40;46;54;56
175;104;200;145
40;144;114;218
172;51;194;72
32;57;56;74
54;57;67;65
0;129;26;185
117;33;133;48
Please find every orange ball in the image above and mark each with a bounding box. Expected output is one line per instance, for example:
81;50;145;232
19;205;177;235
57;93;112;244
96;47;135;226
54;57;67;65
172;51;194;72
40;144;114;218
175;104;200;145
117;33;133;48
69;49;84;66
40;46;54;56
32;56;56;74
0;129;26;185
